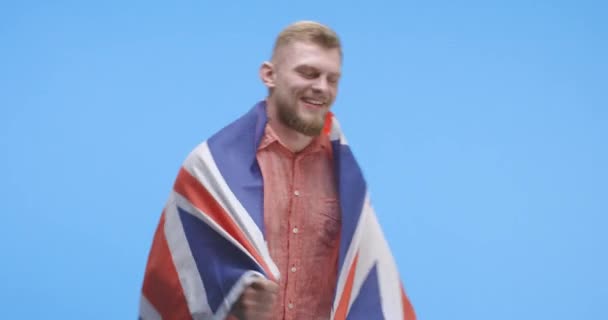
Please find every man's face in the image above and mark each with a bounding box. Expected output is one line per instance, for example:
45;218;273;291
268;42;342;136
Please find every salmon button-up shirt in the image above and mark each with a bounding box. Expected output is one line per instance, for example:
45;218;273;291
256;123;341;320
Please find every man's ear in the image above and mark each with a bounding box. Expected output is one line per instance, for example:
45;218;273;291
259;61;276;89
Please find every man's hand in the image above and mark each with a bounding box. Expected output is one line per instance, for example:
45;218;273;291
229;278;279;320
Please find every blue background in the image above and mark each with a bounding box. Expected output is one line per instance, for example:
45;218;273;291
1;1;606;319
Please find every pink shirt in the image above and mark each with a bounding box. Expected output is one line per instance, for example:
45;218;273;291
256;123;341;320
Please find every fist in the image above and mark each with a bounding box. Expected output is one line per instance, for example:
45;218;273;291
230;278;279;320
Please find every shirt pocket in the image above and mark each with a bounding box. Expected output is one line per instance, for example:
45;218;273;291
314;197;341;248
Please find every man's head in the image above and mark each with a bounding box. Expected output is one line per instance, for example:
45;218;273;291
260;21;342;136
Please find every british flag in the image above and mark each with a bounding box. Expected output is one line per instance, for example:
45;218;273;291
139;101;416;320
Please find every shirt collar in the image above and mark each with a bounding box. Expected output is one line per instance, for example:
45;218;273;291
257;122;330;154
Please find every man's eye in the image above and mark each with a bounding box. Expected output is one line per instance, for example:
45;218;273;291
299;69;317;78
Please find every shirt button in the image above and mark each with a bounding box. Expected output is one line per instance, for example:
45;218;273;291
288;302;294;310
293;190;300;196
291;266;297;273
292;227;299;234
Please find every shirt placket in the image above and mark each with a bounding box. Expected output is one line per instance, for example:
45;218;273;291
284;153;304;319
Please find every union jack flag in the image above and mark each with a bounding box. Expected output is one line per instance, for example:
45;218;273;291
140;101;416;320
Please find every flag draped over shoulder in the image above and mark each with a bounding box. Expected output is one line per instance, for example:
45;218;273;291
139;101;416;320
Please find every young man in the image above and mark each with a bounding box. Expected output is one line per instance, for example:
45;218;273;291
140;21;415;320
229;21;342;320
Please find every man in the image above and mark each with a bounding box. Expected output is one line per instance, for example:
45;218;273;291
140;21;415;320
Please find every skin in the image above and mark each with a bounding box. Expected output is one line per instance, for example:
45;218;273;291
229;41;342;319
260;41;342;152
230;278;279;319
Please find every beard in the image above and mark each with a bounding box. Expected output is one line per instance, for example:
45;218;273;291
275;97;327;137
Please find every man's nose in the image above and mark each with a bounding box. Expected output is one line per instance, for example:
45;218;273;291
311;76;329;93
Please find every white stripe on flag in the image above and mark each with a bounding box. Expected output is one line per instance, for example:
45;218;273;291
329;116;348;145
139;294;162;320
169;192;269;320
164;196;213;319
366;207;405;319
331;193;368;318
171;191;261;270
184;141;279;280
211;270;266;320
346;197;380;311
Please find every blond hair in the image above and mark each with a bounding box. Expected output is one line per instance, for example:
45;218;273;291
272;21;342;60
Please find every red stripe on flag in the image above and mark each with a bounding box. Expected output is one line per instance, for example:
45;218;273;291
323;111;334;135
333;252;360;320
174;167;276;281
401;283;417;320
142;211;192;320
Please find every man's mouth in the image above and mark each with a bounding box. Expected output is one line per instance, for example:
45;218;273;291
300;97;326;109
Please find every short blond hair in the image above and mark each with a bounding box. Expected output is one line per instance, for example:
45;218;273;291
272;21;342;60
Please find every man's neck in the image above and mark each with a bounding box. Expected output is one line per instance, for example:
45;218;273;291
266;100;315;153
